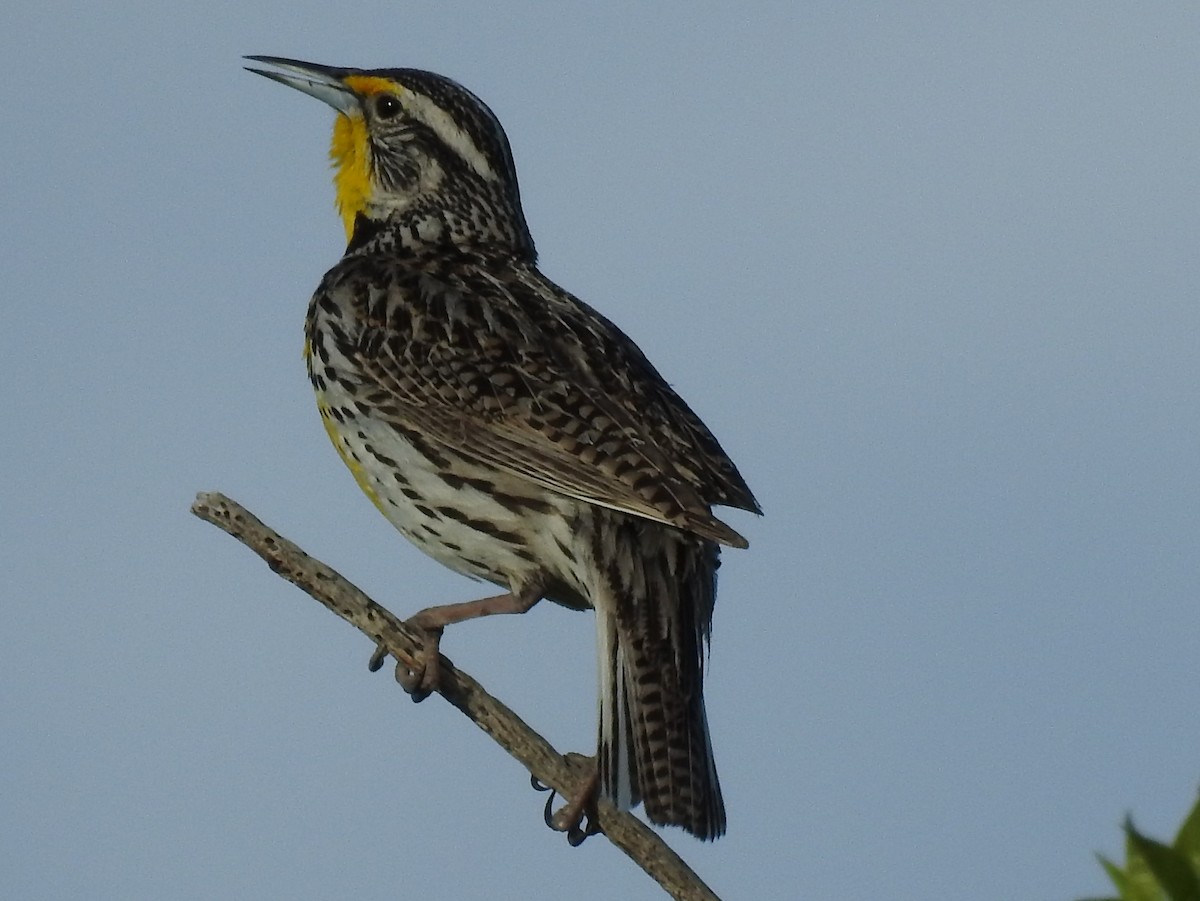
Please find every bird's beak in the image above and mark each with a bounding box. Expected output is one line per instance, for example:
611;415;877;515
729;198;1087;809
244;56;359;116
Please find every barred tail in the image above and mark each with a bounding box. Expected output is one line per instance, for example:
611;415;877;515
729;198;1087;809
593;518;726;840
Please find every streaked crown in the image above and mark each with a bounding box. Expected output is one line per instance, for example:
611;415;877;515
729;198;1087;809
246;56;534;258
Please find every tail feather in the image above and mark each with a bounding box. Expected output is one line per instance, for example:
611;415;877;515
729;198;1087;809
593;516;726;840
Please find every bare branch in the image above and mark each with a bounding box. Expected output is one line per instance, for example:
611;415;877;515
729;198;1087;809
191;491;721;901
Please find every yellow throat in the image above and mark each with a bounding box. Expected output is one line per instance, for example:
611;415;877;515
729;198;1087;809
329;113;370;240
328;75;402;240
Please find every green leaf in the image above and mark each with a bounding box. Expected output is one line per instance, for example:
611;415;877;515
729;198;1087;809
1119;827;1167;901
1100;852;1132;898
1126;816;1200;901
1173;794;1200;874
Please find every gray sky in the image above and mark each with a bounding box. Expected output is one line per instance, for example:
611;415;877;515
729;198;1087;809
4;2;1198;899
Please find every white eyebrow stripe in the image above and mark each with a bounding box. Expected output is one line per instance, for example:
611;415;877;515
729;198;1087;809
401;91;496;181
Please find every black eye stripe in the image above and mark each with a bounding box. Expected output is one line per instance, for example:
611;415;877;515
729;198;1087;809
375;95;402;119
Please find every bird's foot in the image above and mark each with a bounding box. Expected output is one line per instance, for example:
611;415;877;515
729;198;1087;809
532;761;602;845
366;622;445;703
398;618;445;702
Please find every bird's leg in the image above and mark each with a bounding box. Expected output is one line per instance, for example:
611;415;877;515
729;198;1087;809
391;588;543;700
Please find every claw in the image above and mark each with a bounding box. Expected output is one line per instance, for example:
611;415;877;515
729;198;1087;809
367;641;388;672
531;775;551;793
541;785;559;829
567;819;599;847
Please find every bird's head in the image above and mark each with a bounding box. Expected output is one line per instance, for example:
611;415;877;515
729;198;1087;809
246;56;534;257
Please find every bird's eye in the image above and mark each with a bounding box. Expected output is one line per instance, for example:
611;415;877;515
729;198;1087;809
374;95;402;119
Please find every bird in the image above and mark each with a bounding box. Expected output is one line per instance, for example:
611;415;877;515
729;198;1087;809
245;56;759;841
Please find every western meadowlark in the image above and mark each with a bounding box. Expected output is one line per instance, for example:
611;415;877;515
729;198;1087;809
246;56;759;841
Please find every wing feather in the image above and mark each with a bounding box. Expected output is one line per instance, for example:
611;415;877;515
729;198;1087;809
321;252;757;548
